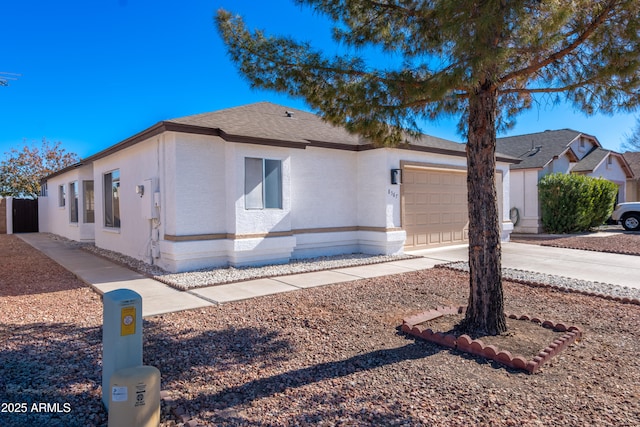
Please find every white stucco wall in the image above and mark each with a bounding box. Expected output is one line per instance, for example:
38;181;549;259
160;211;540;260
588;156;628;203
158;139;515;269
551;153;572;174
291;146;358;230
39;164;94;241
232;143;292;235
5;197;13;234
569;136;596;159
93;135;161;263
40;129;515;272
173;134;227;235
509;169;541;233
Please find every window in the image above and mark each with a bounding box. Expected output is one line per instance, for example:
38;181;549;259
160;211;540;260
104;170;121;228
41;182;48;197
58;185;66;207
83;180;95;223
245;158;282;209
69;181;79;223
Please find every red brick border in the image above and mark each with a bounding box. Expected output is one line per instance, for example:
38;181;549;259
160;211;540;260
401;306;583;374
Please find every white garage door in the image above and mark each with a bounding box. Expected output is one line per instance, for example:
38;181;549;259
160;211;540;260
402;167;469;249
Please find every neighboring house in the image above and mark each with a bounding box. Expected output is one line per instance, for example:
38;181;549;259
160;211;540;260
39;102;517;272
496;129;634;233
623;152;640;202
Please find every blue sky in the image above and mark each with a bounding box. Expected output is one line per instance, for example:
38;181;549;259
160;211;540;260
1;0;637;160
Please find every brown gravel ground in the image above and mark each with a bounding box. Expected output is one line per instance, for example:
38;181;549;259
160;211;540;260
511;230;640;256
1;234;640;427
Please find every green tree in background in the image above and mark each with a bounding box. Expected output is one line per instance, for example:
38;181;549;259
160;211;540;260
0;139;80;199
217;1;640;335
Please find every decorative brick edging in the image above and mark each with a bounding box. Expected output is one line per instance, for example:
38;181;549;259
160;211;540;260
401;306;583;374
434;264;640;306
161;390;204;427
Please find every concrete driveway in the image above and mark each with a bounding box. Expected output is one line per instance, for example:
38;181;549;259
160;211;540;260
409;241;640;290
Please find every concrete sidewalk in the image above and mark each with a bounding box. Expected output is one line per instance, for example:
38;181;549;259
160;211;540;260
18;233;640;318
17;233;213;317
408;242;640;290
17;234;445;317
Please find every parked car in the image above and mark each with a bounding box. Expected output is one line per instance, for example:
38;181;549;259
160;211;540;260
611;202;640;231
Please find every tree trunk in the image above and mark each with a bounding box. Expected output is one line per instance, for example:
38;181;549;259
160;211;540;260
459;82;507;336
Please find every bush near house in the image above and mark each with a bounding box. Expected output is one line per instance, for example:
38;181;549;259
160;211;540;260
538;173;619;233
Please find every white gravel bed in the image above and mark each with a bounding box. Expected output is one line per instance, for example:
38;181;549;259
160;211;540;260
444;261;640;301
82;243;415;290
157;254;418;290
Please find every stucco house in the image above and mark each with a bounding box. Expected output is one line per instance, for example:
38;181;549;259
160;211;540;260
623;152;640;202
39;102;517;272
496;129;634;233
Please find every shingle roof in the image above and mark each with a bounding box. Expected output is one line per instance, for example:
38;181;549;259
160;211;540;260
166;101;474;155
623;152;640;178
167;102;361;146
44;102;519;181
495;129;584;169
573;147;609;173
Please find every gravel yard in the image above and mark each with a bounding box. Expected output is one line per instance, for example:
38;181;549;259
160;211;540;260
511;229;640;256
1;234;640;426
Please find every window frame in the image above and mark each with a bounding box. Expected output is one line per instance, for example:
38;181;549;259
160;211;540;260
69;181;79;223
83;180;95;224
103;169;121;228
244;157;283;210
58;184;66;208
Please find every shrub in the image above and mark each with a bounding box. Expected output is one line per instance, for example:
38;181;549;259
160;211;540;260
538;173;618;234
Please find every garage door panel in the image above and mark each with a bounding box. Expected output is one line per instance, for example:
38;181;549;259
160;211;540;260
403;167;469;250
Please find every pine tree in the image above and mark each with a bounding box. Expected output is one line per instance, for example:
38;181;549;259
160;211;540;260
217;1;640;335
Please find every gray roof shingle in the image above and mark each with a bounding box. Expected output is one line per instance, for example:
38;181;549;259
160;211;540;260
166;102;474;156
573;147;609;173
623;152;640;178
44;102;519;181
495;129;584;169
166;102;360;146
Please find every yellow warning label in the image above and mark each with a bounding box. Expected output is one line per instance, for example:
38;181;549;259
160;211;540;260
121;306;136;336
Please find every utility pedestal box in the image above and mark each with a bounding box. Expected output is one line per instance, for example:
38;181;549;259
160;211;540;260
102;289;143;409
108;365;160;427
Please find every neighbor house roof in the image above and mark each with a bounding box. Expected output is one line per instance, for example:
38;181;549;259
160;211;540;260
496;128;634;178
495;129;586;170
44;102;518;181
571;148;634;178
572;147;610;173
623;152;640;179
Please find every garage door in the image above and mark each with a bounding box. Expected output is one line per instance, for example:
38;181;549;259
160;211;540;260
402;167;469;249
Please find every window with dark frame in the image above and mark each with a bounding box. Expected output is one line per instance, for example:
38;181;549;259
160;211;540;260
69;181;79;223
58;185;66;207
83;180;95;223
104;170;121;228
